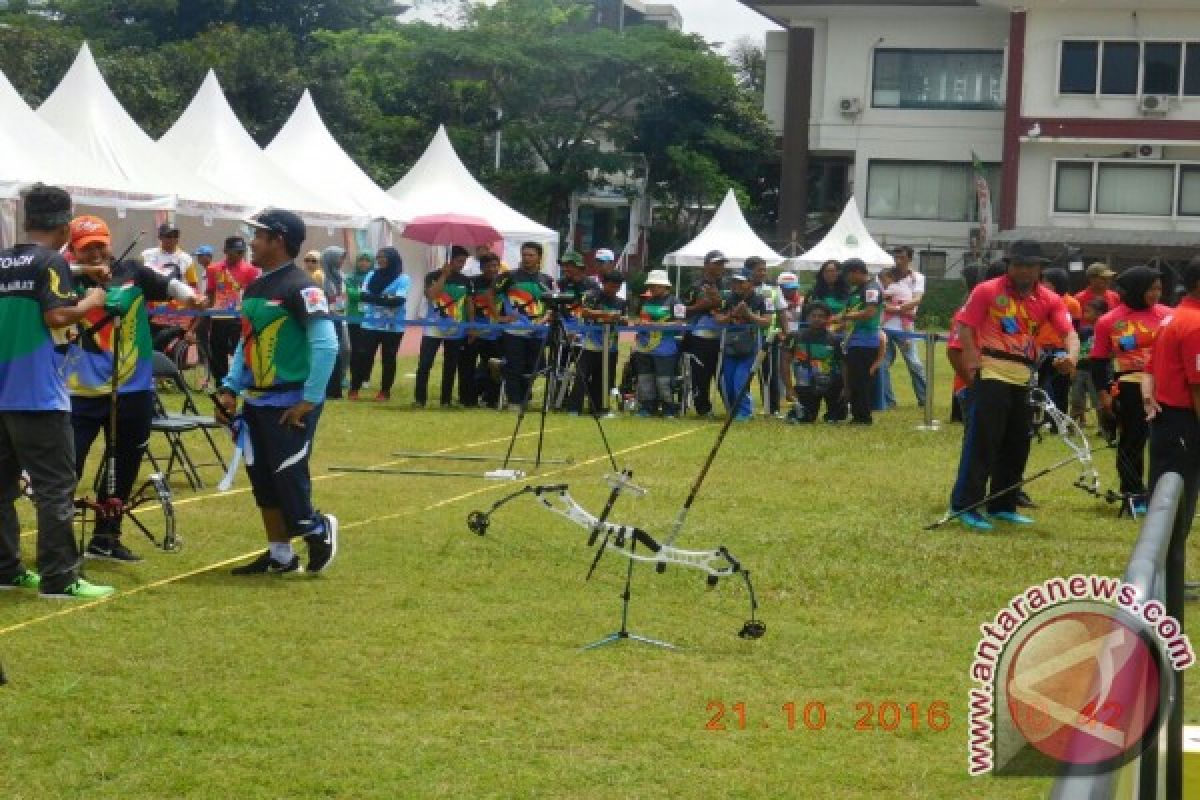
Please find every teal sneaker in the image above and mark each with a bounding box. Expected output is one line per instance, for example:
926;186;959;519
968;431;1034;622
0;570;40;590
990;511;1035;525
959;511;994;531
40;578;116;600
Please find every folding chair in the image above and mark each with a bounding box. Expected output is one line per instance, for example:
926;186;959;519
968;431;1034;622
150;352;229;489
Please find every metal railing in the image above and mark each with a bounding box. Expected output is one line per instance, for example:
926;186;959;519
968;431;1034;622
1050;471;1188;800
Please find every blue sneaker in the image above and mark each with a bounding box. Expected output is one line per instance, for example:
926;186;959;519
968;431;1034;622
990;511;1035;525
959;511;993;531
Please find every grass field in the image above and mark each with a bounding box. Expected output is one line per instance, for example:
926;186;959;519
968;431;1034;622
0;350;1196;799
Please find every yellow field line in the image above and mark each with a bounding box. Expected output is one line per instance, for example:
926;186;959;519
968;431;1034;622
0;425;698;637
18;427;561;538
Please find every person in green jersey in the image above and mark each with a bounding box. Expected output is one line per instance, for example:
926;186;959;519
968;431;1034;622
415;245;471;407
838;259;884;425
633;270;685;416
783;302;846;423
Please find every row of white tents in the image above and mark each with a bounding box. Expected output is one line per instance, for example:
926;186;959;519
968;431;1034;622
1;42;893;294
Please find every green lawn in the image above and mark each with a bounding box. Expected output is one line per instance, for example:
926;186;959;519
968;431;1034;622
0;352;1195;799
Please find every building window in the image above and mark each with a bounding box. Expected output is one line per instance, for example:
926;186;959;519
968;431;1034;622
1185;44;1200;96
1143;42;1182;95
1054;162;1093;213
1101;42;1139;95
866;160;1001;222
871;49;1004;110
1096;164;1174;215
1180;167;1200;216
1060;41;1098;94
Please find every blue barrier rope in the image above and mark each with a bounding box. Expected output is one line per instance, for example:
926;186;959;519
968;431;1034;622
149;307;951;341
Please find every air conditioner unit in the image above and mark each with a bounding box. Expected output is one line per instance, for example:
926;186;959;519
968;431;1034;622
1135;144;1163;159
838;97;863;115
1139;95;1171;115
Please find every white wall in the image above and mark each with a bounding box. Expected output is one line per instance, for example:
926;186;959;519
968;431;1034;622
764;7;1009;269
1022;8;1200;121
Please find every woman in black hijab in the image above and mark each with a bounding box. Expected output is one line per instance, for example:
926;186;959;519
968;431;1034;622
350;247;411;401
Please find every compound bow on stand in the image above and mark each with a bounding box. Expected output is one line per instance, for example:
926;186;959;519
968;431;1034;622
467;475;765;640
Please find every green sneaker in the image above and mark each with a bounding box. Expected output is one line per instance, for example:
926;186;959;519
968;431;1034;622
40;578;116;601
0;570;40;590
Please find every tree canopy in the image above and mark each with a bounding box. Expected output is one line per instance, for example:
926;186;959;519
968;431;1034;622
0;0;777;256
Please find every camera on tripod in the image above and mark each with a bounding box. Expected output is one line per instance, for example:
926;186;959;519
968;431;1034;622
542;291;577;309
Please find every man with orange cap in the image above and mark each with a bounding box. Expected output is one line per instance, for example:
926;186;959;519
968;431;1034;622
67;215;202;561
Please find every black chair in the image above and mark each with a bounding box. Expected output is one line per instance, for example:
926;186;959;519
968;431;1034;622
150;351;229;489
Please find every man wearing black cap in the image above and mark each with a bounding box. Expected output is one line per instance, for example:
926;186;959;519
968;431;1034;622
0;184;114;599
838;259;884;424
949;240;1078;531
216;209;339;575
681;250;730;417
204;235;260;384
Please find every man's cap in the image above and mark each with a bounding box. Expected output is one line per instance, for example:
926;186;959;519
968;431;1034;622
1007;239;1049;265
601;270;625;285
842;258;869;274
888;244;912;256
195;245;214;257
158;222;180;237
23;184;72;228
244;209;306;252
69;215;111;251
1086;262;1116;279
777;271;800;289
594;248;615;262
703;249;728;264
730;267;753;282
644;269;672;287
224;235;247;252
559;250;583;265
450;245;470;259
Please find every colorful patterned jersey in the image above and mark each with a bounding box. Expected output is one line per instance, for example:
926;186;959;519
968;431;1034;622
0;244;76;411
68;261;173;397
959;276;1072;385
845;279;883;348
580;288;627;352
206;259;261;313
497;269;554;337
786;329;843;385
422;270;472;339
469;275;501;341
238;263;330;400
1090;303;1171;379
556;275;600;331
634;294;684;356
682;275;728;339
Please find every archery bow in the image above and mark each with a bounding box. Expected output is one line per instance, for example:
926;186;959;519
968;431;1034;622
925;385;1102;530
467;476;766;640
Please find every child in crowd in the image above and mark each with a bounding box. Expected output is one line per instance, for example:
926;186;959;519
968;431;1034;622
782;302;846;423
1070;296;1109;429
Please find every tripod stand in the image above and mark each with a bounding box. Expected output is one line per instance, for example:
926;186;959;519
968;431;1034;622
581;533;677;651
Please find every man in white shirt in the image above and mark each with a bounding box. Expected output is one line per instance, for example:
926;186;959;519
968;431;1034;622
141;222;198;348
882;245;927;407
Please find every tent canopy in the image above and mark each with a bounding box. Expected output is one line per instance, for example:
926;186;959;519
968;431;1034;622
386;126;556;242
38;44;252;221
266;90;408;224
0;66;169;210
795;197;894;272
663;189;785;269
158;71;366;228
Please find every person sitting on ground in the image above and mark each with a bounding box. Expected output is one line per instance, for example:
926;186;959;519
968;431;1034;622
67;215;203;563
783;301;845;423
633;270;684;417
350;247;409;401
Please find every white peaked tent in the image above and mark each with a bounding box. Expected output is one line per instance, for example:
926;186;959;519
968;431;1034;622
266;90;408;232
0;67;171;246
38;44;253;221
795;197;894;272
663;189;785;283
387;126;556;244
158;71;366;228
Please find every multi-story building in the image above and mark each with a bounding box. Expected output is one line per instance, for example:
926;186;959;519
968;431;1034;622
747;0;1200;276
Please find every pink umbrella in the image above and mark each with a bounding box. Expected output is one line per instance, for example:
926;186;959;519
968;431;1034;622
400;213;502;247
